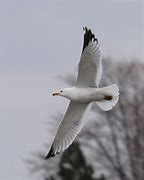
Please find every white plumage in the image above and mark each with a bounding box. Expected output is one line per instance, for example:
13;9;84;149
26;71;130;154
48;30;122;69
51;102;92;154
45;27;119;159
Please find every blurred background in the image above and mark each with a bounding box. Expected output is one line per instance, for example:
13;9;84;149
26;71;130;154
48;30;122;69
0;0;143;180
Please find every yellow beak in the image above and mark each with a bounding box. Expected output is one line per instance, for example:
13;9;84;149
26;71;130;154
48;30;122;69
52;92;60;96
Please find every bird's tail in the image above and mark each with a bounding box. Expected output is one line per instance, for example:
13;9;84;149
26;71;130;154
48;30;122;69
96;84;119;111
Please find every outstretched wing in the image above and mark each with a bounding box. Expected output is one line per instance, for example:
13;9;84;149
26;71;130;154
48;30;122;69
45;101;92;158
76;27;102;87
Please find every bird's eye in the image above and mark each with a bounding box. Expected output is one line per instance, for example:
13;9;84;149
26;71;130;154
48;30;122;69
60;90;63;93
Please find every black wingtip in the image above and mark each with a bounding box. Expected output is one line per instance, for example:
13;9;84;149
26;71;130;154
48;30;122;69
82;27;98;52
45;146;55;159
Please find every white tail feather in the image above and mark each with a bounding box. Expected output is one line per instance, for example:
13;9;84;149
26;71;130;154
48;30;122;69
96;84;119;111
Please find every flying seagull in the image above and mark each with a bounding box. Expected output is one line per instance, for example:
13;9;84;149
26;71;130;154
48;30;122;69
45;27;119;159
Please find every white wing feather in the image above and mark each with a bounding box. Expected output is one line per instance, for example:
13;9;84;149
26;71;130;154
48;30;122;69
76;28;102;87
45;28;102;159
45;101;92;158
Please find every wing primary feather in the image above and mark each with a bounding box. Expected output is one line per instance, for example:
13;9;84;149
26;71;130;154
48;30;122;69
45;146;56;159
82;27;98;52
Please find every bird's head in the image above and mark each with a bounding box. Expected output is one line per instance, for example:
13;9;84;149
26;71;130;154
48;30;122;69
52;87;73;100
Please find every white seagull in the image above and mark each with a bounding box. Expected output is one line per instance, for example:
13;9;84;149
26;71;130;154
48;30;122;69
45;27;119;159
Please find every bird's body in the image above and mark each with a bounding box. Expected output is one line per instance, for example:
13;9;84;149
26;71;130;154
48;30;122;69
45;27;119;159
58;87;112;102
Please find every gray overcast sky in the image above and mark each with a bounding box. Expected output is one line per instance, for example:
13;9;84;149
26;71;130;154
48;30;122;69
0;0;143;180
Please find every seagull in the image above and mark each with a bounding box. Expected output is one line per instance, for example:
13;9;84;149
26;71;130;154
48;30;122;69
45;27;119;159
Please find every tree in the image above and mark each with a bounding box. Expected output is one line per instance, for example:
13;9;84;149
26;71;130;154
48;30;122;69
26;123;105;180
58;142;104;180
80;59;144;180
46;142;105;180
26;59;144;180
60;59;144;180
